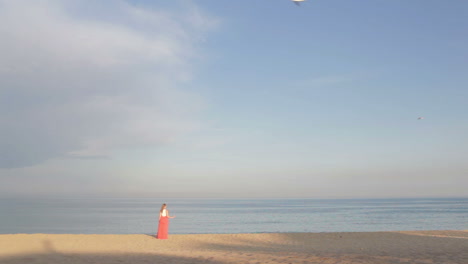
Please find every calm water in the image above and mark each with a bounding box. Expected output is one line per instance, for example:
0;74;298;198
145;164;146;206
0;197;466;234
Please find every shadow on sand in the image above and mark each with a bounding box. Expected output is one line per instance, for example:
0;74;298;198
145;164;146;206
0;238;224;264
0;252;224;264
178;232;467;263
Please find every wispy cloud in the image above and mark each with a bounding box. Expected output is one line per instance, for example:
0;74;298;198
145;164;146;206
0;0;216;168
295;72;369;89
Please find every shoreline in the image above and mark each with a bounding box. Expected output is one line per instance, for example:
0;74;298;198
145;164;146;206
3;229;468;236
1;230;467;263
2;229;468;235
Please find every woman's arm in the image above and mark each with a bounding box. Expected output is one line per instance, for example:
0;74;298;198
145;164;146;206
167;210;176;219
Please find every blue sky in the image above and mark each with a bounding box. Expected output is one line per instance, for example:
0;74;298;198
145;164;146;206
1;0;467;198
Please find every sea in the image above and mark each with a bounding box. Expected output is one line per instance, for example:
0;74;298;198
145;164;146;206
0;197;466;235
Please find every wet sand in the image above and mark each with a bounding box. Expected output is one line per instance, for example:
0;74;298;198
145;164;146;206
0;231;467;264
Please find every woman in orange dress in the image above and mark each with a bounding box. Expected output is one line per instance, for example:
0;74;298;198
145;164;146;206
156;203;175;239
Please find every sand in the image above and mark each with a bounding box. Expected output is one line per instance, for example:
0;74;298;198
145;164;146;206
0;231;467;264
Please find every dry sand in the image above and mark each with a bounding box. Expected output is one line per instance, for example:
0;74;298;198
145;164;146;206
0;231;467;264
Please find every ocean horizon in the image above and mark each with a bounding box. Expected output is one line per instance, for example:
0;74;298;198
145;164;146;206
1;197;466;235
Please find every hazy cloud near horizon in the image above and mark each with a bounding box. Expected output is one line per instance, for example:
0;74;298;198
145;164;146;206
0;0;215;168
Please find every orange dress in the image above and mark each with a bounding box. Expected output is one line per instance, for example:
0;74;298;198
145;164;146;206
156;210;169;239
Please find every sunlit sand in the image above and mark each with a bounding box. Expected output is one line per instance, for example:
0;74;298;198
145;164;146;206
0;231;467;263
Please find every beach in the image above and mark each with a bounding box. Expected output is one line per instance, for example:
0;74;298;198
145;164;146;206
0;231;467;264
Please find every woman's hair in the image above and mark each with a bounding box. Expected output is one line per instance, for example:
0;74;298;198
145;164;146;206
160;203;167;213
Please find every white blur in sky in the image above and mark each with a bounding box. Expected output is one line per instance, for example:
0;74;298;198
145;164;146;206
1;0;467;198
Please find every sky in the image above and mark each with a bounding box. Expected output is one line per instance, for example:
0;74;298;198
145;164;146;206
1;0;467;199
